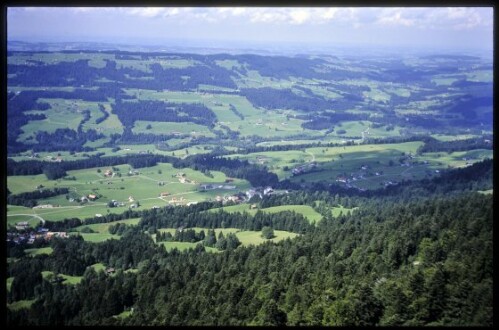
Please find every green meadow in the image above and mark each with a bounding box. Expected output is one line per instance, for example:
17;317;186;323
156;228;299;250
7;163;251;221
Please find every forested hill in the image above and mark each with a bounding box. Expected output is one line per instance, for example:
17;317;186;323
7;190;492;326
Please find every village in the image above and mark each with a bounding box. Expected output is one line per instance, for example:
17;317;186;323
7;221;68;246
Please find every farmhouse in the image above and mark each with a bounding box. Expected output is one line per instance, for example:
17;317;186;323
88;194;97;200
105;268;115;275
104;169;113;177
200;184;214;190
15;222;29;231
128;196;135;202
263;187;274;195
336;176;348;183
33;204;54;209
160;192;170;197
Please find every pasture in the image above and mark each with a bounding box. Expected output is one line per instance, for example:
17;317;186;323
207;204;323;223
41;270;83;285
75;217;141;233
25;247;54;256
157;227;299;250
7;162;250;221
7;299;36;311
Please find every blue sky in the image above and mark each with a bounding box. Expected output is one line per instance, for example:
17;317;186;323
7;7;494;52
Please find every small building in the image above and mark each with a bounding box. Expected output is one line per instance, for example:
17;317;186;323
105;268;115;275
263;187;274;195
104;169;113;177
160;192;170;197
336;176;348;183
15;222;29;231
95;214;103;217
128;196;135;202
88;194;97;200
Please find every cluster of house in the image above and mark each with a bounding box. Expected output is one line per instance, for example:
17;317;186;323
33;204;55;209
45;155;63;162
104;169;114;177
212;186;277;205
200;184;236;191
8;225;68;245
292;162;317;176
73;193;99;203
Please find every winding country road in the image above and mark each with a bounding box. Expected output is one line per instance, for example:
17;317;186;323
7;213;46;226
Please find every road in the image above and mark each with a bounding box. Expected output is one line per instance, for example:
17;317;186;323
7;213;46;226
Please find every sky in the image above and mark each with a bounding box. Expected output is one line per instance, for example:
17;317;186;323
7;7;494;53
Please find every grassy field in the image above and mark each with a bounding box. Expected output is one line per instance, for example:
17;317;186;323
157;228;299;250
7;277;14;292
114;310;133;319
25;247;54;256
229;141;424;183
8;52;114;67
41;270;83;285
75;217;141;233
158;241;219;253
90;263;106;272
478;189;493;195
208;204;322;223
330;205;358;217
72;232;120;243
6;209;44;228
132;120;215;137
7;162;250;221
7;299;36;311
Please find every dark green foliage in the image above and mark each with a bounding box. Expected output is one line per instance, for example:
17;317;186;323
7;187;69;208
7;192;492;326
261;226;275;239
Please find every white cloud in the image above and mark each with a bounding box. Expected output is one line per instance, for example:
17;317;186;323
377;9;415;27
289;9;311;24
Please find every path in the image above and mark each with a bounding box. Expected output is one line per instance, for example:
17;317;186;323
361;127;370;141
7;213;45;226
304;150;316;163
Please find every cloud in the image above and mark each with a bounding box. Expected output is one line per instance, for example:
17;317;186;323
124;7;180;18
375;7;492;30
289;9;311;24
376;8;415;27
10;7;492;32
